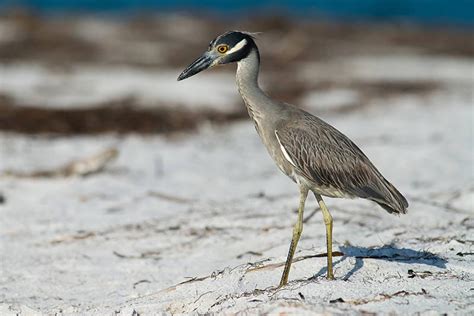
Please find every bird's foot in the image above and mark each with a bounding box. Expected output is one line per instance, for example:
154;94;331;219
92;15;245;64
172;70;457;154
277;280;287;289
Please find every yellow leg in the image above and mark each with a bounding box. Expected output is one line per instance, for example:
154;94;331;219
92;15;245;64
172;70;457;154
315;194;334;280
278;187;309;287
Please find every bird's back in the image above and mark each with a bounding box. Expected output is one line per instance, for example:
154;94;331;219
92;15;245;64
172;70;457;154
274;106;408;214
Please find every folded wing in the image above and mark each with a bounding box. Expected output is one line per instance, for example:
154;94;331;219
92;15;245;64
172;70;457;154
275;114;408;214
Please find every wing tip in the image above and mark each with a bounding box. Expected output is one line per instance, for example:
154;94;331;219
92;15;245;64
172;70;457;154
377;200;408;215
360;184;409;215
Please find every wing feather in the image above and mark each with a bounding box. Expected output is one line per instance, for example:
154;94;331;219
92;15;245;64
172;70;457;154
276;114;408;214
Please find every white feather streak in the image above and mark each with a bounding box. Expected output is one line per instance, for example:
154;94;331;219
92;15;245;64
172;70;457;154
275;130;296;167
226;39;247;55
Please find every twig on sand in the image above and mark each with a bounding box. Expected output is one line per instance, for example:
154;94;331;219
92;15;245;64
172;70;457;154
50;231;96;244
2;148;118;178
246;252;345;273
113;250;161;260
155;252;344;295
147;191;195;204
236;251;263;259
330;288;429;306
133;279;152;289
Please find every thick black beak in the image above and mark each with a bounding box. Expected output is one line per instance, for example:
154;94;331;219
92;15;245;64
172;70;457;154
177;51;216;81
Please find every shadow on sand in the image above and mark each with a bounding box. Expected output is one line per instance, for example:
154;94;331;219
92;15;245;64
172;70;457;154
313;244;447;281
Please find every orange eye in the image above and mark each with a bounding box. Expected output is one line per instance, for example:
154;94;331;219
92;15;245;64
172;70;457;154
217;45;229;53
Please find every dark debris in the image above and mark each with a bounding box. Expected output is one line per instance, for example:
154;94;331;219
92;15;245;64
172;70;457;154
0;96;245;135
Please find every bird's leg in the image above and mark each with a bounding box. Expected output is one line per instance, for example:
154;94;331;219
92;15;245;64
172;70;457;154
314;194;334;280
279;186;308;288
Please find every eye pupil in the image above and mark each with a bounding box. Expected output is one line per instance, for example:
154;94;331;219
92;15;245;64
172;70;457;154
218;45;228;53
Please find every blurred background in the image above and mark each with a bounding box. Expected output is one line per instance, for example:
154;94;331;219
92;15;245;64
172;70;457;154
0;0;473;135
0;1;473;313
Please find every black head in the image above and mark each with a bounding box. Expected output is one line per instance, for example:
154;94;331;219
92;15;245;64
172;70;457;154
177;31;258;81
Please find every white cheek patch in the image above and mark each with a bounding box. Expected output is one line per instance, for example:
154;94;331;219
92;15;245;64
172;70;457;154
226;38;247;55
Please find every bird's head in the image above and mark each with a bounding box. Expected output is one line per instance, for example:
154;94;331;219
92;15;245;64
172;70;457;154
177;31;258;81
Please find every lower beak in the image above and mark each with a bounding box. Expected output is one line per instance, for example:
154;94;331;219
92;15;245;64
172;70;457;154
177;52;216;81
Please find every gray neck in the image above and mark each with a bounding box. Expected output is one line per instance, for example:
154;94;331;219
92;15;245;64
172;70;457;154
236;48;274;126
236;48;260;91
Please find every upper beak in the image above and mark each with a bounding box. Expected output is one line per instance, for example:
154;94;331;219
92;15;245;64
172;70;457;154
177;51;217;81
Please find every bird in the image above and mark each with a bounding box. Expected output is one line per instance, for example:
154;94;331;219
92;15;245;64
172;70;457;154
177;31;408;287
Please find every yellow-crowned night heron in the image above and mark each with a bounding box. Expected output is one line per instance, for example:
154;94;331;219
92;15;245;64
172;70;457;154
178;31;408;287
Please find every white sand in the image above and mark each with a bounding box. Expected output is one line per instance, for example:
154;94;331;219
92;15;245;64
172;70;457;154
1;97;472;314
0;53;473;314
